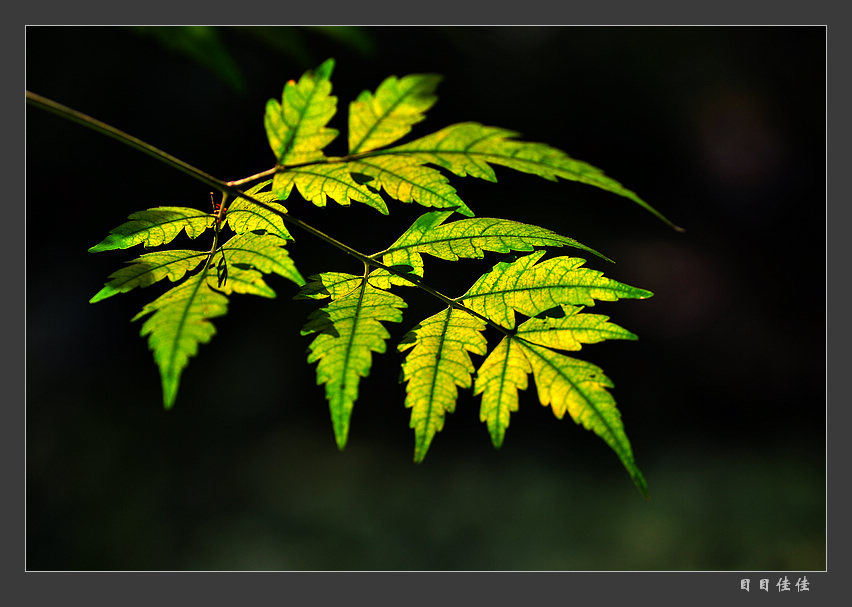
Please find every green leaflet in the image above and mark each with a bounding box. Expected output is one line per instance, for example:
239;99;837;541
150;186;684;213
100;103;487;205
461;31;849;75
460;251;652;329
131;233;304;408
348;73;442;154
514;305;638;350
220;231;305;289
519;339;648;498
132;271;228;409
387;122;676;229
265;58;338;166
89;206;213;252
225;180;293;240
372;211;610;288
300;272;407;449
273;163;388;214
346;156;472;216
398;307;487;461
473;307;645;494
473;335;530;449
90;249;208;303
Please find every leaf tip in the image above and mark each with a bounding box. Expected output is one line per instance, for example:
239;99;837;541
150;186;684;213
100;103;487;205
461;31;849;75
88;289;111;304
315;57;335;80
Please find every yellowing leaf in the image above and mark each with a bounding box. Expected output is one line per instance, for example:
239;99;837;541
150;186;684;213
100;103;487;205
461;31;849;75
374;211;608;287
89;207;213;252
461;251;652;329
265;58;338;165
473;336;531;448
347;156;471;216
513;306;637;350
133;271;228;409
226;180;293;240
220;231;305;290
518;339;648;498
398;307;487;461
89;249;208;303
301;273;407;448
386;122;676;228
126;228;303;409
274;163;388;214
348;73;442;154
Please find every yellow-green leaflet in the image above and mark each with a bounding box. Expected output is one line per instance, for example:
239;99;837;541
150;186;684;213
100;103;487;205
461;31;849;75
300;272;407;449
265;58;337;165
273;163;388;214
398;307;487;461
460;251;652;329
89;207;214;252
225;180;293;240
371;211;610;288
133;271;228;409
89;249;208;303
348;73;441;154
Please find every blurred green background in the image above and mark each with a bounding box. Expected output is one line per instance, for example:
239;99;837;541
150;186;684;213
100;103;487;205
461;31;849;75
25;26;825;571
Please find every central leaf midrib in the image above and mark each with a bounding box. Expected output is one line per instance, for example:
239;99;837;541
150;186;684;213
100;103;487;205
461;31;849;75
460;281;633;303
167;271;209;386
420;307;453;454
280;75;326;163
383;227;566;258
113;251;207;289
337;277;370;399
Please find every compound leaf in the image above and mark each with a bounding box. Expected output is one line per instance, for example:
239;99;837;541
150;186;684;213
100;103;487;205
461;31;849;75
89;207;213;252
348;73;442;154
124;227;303;409
398;307;487;461
300;273;407;448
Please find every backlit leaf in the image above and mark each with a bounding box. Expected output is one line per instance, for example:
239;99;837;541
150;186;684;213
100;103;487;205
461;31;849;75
473;335;531;448
518;338;648;498
375;211;608;287
133;270;228;409
89;207;213;252
265;58;337;165
461;251;652;329
300;273;407;448
89;249;207;303
387;122;674;227
348;73;442;154
398;307;487;461
273;163;388;214
226;180;293;240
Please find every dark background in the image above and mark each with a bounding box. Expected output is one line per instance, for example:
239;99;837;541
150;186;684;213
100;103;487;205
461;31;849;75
25;26;825;571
